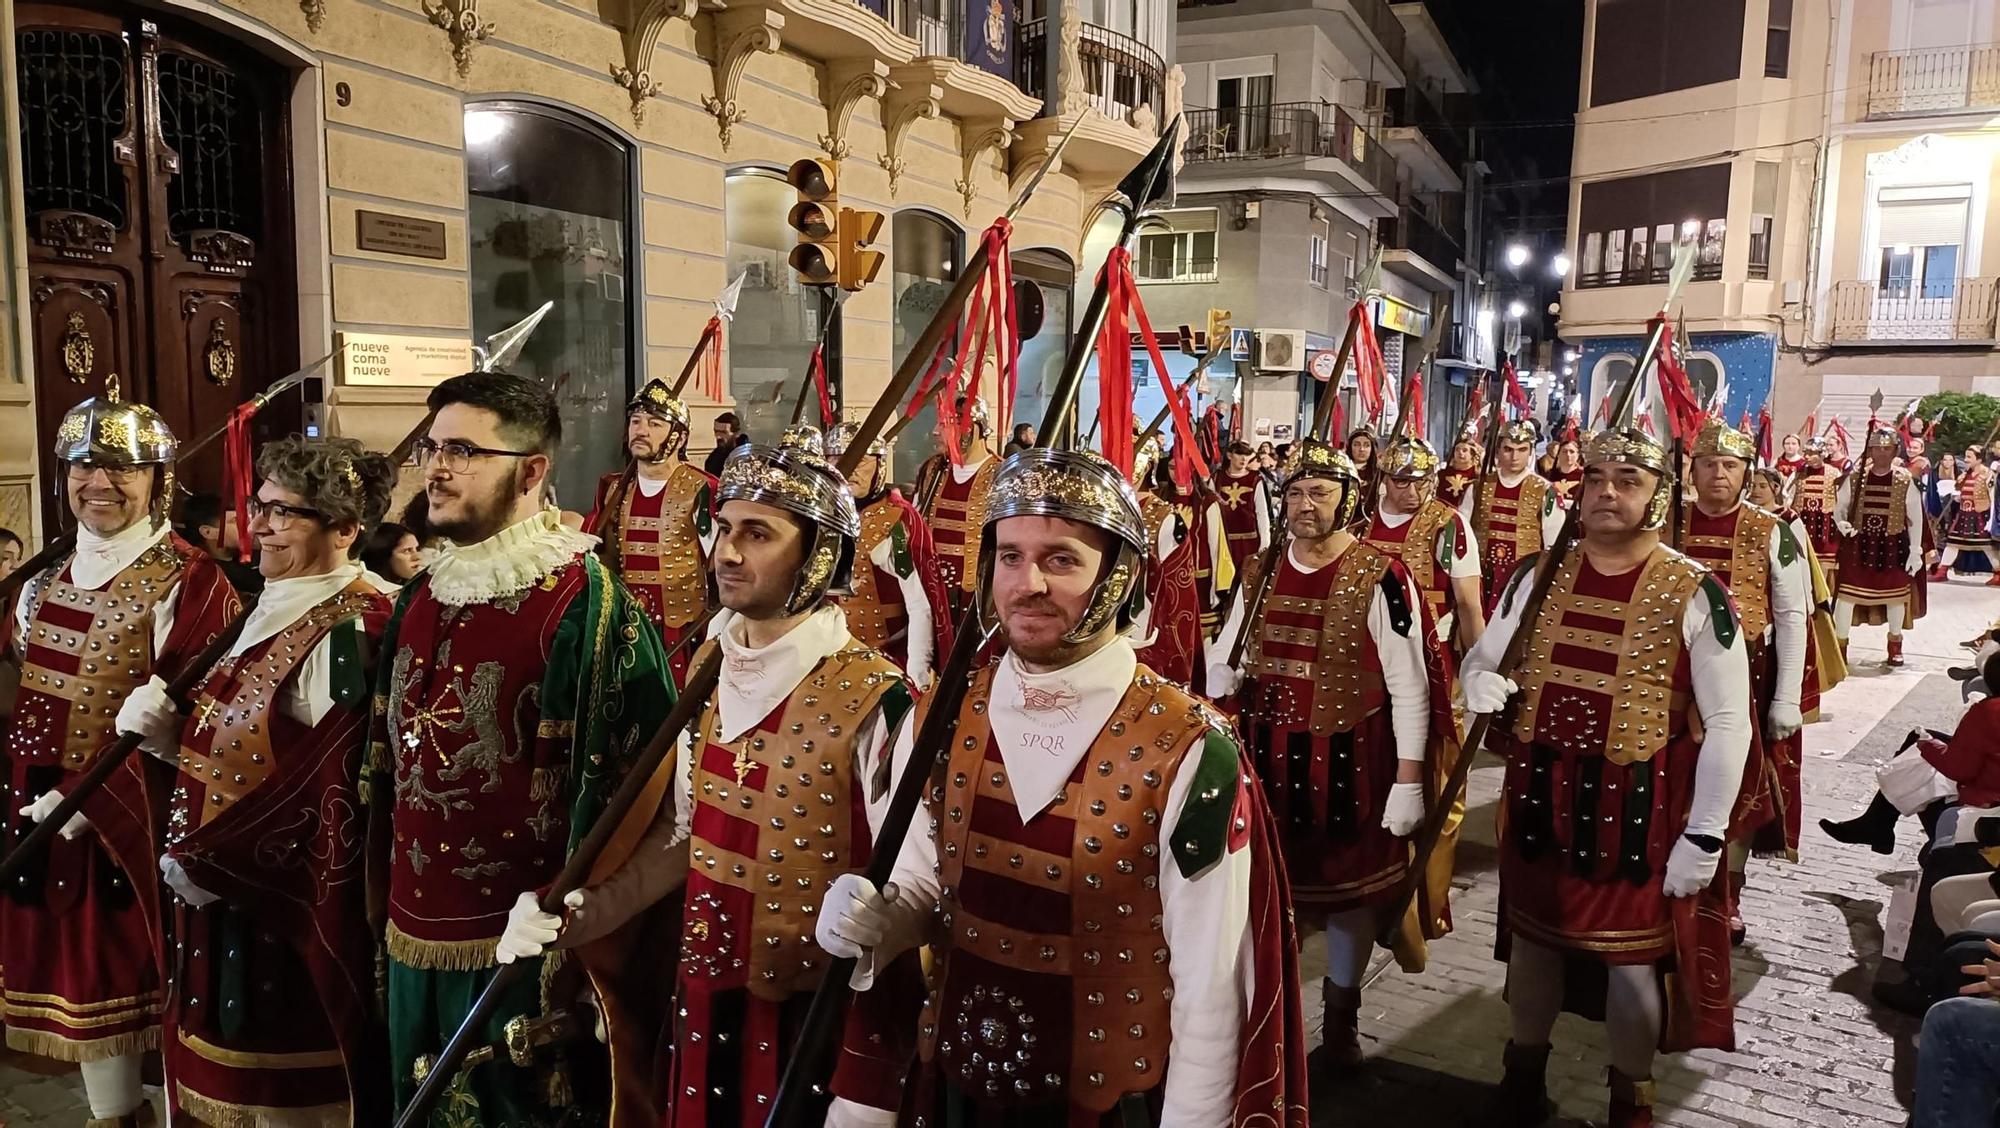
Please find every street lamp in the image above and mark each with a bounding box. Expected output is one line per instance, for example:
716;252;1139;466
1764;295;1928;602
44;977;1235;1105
1551;252;1571;278
1507;300;1527;319
1506;243;1530;268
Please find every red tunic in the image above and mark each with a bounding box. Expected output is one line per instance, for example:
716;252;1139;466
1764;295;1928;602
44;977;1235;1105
1438;467;1479;510
1214;470;1266;581
590;464;714;685
1836;469;1918;624
840;493;951;677
1925;699;2000;809
1135;495;1205;692
1;534;239;1062
1793;465;1842;569
918;456;998;612
161;581;391;1125
1947;469;1992;546
1548;467;1583;509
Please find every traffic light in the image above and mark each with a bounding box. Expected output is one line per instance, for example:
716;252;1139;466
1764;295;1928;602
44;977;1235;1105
1207;308;1233;348
786;158;838;286
836;207;885;292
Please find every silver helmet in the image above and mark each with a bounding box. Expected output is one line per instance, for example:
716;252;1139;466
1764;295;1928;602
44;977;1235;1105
716;429;861;613
54;375;178;524
977;447;1149;644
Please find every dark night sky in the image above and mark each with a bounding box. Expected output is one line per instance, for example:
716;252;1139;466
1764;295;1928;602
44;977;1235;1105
1429;0;1586;234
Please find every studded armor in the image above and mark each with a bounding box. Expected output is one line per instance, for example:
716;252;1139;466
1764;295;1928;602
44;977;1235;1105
1364;500;1460;631
607;463;712;633
924;458;1000;595
1474;474;1552;581
1238;543;1394;736
918;665;1213;1111
1681;505;1778;642
843;502;910;655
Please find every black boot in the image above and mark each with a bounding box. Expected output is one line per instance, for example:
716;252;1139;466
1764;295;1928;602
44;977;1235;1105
1819;792;1898;854
1321;979;1364;1071
1490;1041;1555;1128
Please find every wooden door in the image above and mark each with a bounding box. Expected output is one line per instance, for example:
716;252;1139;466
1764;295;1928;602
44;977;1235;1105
16;5;297;533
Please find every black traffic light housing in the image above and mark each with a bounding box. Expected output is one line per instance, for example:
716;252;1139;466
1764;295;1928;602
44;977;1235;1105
786;158;839;286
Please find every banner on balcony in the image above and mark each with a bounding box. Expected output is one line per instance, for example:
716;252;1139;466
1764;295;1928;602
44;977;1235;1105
962;0;1013;80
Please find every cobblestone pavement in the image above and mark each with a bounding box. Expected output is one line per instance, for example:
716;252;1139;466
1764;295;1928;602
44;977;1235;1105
3;580;1992;1126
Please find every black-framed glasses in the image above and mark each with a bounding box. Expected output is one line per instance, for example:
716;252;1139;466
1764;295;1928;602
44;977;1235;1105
412;438;536;474
246;498;327;530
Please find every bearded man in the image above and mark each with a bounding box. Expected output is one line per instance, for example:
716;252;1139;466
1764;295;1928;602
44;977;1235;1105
115;437;397;1125
3;382;239;1127
1463;420;1565;617
588;378;716;684
1205;439;1440;1069
914;395;1000;616
493;425;918;1125
817;447;1307;1127
1467;427;1749;1128
372;371;673;1125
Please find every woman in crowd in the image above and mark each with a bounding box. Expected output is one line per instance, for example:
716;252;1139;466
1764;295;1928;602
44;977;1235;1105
360;520;425;590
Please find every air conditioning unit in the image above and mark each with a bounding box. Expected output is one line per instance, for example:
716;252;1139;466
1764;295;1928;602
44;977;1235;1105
1363;81;1387;113
1256;329;1306;371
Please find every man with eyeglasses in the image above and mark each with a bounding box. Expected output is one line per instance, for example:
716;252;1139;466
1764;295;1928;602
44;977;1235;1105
112;436;397;1125
587;379;717;686
370;371;675;1126
2;380;240;1127
1204;438;1438;1072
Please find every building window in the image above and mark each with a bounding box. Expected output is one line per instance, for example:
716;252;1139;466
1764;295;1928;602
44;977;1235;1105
1874;185;1969;299
1009;248;1076;447
1136;208;1218;283
1591;352;1638;414
724;169;839;445
1765;0;1791;78
1575;163;1730;288
889;209;964;488
1310;215;1331;288
1590;0;1748;105
465;103;633;513
1749;160;1778;280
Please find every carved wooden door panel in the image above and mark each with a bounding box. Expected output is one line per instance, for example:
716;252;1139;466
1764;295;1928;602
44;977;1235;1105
16;5;296;532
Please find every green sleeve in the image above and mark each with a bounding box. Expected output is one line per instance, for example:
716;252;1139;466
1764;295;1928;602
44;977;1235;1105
554;556;677;854
1700;574;1739;650
1170;729;1243;879
889;521;914;577
1774;517;1801;568
327;617;369;711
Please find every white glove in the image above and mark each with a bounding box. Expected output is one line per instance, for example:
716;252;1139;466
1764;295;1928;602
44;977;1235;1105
19;790;90;841
1906;546;1925;576
908;667;934;695
1836;520;1857;537
825;1098;900;1128
816;873;896;960
1206;665;1242;697
1662;835;1721;898
1767;701;1803;742
495;891;563;964
1462;670;1519;714
159;854;220;908
115;675;183;762
1381;781;1425;837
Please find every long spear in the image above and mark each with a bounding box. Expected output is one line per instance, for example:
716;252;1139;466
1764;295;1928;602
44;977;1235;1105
391;115;1094;1128
386;301;555;466
1377;239;1699;946
761;119;1182;1128
0;350;339;638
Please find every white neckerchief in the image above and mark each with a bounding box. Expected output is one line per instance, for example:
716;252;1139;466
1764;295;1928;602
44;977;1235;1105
990;638;1137;819
633;471;669;499
70;518;172;590
951;454;991;484
1287;540;1343;576
426;508;597;607
1497;467;1534;489
715;605;850;743
234;561;364;655
1376;507;1415;530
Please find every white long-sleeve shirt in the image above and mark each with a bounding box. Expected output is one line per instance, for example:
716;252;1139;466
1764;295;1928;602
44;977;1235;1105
830;638;1251;1127
1463;549;1752;838
1832;471;1926;557
864;521;935;690
1749;513;1811;710
1205;542;1431;762
1459;467;1566;552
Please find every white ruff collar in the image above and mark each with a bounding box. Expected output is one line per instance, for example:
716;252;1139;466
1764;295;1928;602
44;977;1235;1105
426;509;597;607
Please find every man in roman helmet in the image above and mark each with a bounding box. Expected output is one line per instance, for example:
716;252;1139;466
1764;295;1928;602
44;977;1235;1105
588;377;717;685
914;394;1001;616
495;425;919;1125
826;421;950;690
113;436;397;1124
1935;445;1998;582
1833;428;1927;666
1364;435;1486;653
817;447;1308;1126
3;379;241;1127
1683;418;1813;944
1204;439;1441;1070
1466;425;1749;1128
1129;432;1233;690
1213;439;1272;595
371;371;673;1125
1793;435;1844;590
1463;418;1565;617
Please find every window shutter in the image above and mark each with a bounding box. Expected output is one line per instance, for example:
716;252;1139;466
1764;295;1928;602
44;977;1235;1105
1878;200;1968;248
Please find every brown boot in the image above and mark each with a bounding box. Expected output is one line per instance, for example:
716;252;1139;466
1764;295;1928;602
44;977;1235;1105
1888;636;1905;666
1608;1068;1656;1128
1321;979;1364;1070
1491;1042;1554;1128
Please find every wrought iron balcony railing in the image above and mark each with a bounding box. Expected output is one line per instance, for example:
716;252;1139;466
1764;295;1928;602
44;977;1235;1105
1830;277;2000;343
1180;101;1396;195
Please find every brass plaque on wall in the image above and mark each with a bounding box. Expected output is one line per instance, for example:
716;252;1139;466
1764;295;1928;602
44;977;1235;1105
355;210;448;260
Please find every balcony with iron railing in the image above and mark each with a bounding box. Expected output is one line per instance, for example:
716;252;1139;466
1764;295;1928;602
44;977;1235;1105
1379;203;1460;290
1866;44;2000;118
1380;85;1465;187
1015;17;1164;128
1830;277;2000;344
1179;101;1398;202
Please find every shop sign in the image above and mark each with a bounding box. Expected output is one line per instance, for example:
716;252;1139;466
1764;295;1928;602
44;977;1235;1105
337;331;475;387
355;210;449;260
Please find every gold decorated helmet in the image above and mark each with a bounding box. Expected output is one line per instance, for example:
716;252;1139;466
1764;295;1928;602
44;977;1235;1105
1864;427;1901;452
1380;437;1441;480
1280;438;1363;527
824;421;890;497
627;378;691;431
979;448;1149;644
54;375;177;525
1584;426;1674;530
716;430;861;613
1130;431;1165;488
1498;418;1540;447
1691;417;1756;462
778;423;828;460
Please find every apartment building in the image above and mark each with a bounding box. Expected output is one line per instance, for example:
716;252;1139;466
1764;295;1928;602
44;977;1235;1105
1562;0;2000;439
1095;0;1491;449
0;0;1171;536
